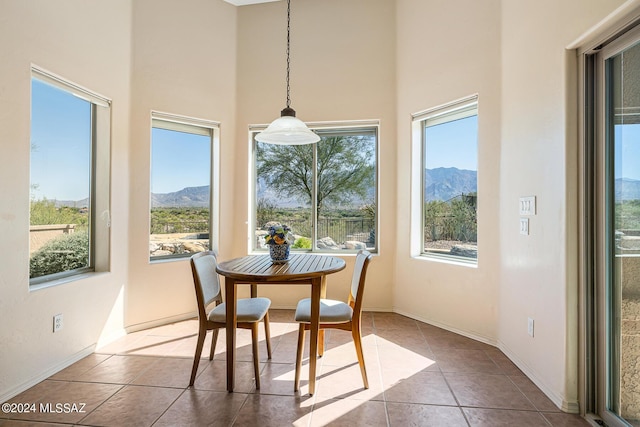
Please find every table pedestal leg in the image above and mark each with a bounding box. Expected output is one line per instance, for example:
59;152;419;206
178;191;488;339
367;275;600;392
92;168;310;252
309;276;322;396
225;278;237;392
319;276;327;357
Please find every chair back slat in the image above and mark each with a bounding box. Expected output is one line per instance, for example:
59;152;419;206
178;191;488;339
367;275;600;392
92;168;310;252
349;250;373;314
190;251;223;321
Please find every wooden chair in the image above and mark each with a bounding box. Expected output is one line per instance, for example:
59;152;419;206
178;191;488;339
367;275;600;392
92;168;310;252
294;249;373;392
189;251;272;388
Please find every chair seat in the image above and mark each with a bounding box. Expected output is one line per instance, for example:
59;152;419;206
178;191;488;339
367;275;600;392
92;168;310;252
208;297;271;323
294;298;353;324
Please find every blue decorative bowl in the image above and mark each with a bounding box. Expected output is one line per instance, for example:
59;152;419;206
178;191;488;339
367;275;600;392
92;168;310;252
269;244;290;263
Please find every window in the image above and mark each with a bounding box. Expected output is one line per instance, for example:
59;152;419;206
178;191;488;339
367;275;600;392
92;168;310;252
413;96;478;263
252;122;378;253
29;67;111;286
150;112;219;260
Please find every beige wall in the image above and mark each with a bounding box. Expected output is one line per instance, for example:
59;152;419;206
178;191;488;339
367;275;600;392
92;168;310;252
394;0;626;412
0;0;132;401
126;0;237;329
394;0;502;343
498;0;625;411
234;0;396;309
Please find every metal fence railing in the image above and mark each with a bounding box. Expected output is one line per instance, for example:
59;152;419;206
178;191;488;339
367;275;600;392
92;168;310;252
423;214;477;243
151;217;375;246
318;218;374;244
150;220;209;235
264;217;374;244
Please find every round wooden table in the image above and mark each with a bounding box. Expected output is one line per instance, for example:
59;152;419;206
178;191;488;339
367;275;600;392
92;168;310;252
216;253;346;395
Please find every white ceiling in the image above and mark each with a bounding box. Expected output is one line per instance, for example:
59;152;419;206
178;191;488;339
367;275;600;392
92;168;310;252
223;0;280;6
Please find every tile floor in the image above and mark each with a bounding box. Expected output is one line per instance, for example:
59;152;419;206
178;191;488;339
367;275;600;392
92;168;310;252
0;310;590;426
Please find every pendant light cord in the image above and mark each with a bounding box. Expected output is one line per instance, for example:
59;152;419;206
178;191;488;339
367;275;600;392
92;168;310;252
286;0;291;109
255;0;319;143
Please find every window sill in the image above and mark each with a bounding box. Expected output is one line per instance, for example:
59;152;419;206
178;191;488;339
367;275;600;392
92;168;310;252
29;271;109;292
149;255;191;264
414;253;477;268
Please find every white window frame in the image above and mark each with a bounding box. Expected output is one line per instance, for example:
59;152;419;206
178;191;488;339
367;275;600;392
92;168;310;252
149;111;220;262
249;120;379;254
411;95;479;266
29;66;112;288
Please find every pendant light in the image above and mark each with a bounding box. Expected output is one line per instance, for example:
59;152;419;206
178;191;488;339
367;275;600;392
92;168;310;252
255;0;320;145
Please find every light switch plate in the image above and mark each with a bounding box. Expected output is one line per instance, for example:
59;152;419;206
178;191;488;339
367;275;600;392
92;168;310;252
519;196;536;216
520;218;529;235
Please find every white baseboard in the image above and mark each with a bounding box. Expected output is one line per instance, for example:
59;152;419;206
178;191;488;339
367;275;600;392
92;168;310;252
96;327;127;349
0;345;95;403
363;306;394;313
269;305;301;310
124;311;197;334
390;308;574;413
392;307;498;346
498;340;577;413
270;305;393;312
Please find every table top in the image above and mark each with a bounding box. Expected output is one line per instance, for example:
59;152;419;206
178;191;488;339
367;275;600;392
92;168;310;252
216;253;346;283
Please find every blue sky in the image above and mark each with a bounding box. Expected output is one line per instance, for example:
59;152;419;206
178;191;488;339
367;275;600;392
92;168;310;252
151;128;210;194
30;79;91;201
31;78;211;200
615;124;640;180
424;115;478;171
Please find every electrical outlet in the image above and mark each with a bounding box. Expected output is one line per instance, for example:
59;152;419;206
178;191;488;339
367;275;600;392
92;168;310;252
527;317;534;337
53;314;63;333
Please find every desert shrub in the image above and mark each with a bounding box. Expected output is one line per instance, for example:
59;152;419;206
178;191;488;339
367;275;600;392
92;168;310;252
256;198;277;229
30;198;88;227
292;236;312;249
424;197;477;242
30;231;89;278
150;207;209;234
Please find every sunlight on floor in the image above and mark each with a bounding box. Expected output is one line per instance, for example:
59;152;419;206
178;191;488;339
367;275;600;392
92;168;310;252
291;334;437;426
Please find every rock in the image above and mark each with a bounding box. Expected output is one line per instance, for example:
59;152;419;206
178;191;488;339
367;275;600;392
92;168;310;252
344;240;366;250
346;232;369;242
316;236;339;250
621;297;640;419
451;244;477;258
183;242;205;253
151;250;173;257
161;243;176;253
255;230;268;248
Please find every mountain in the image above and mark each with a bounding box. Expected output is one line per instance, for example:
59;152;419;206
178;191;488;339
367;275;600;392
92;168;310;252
50;174;640;210
256;177;304;208
256;177;375;209
424;167;477;202
54;198;89;208
55;186;210;208
151;185;210;208
616;178;640;200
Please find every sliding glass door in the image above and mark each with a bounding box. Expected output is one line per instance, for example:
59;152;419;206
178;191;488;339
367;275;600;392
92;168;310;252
594;26;640;427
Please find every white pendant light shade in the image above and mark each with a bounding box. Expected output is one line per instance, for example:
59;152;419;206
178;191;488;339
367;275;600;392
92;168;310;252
255;111;320;145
